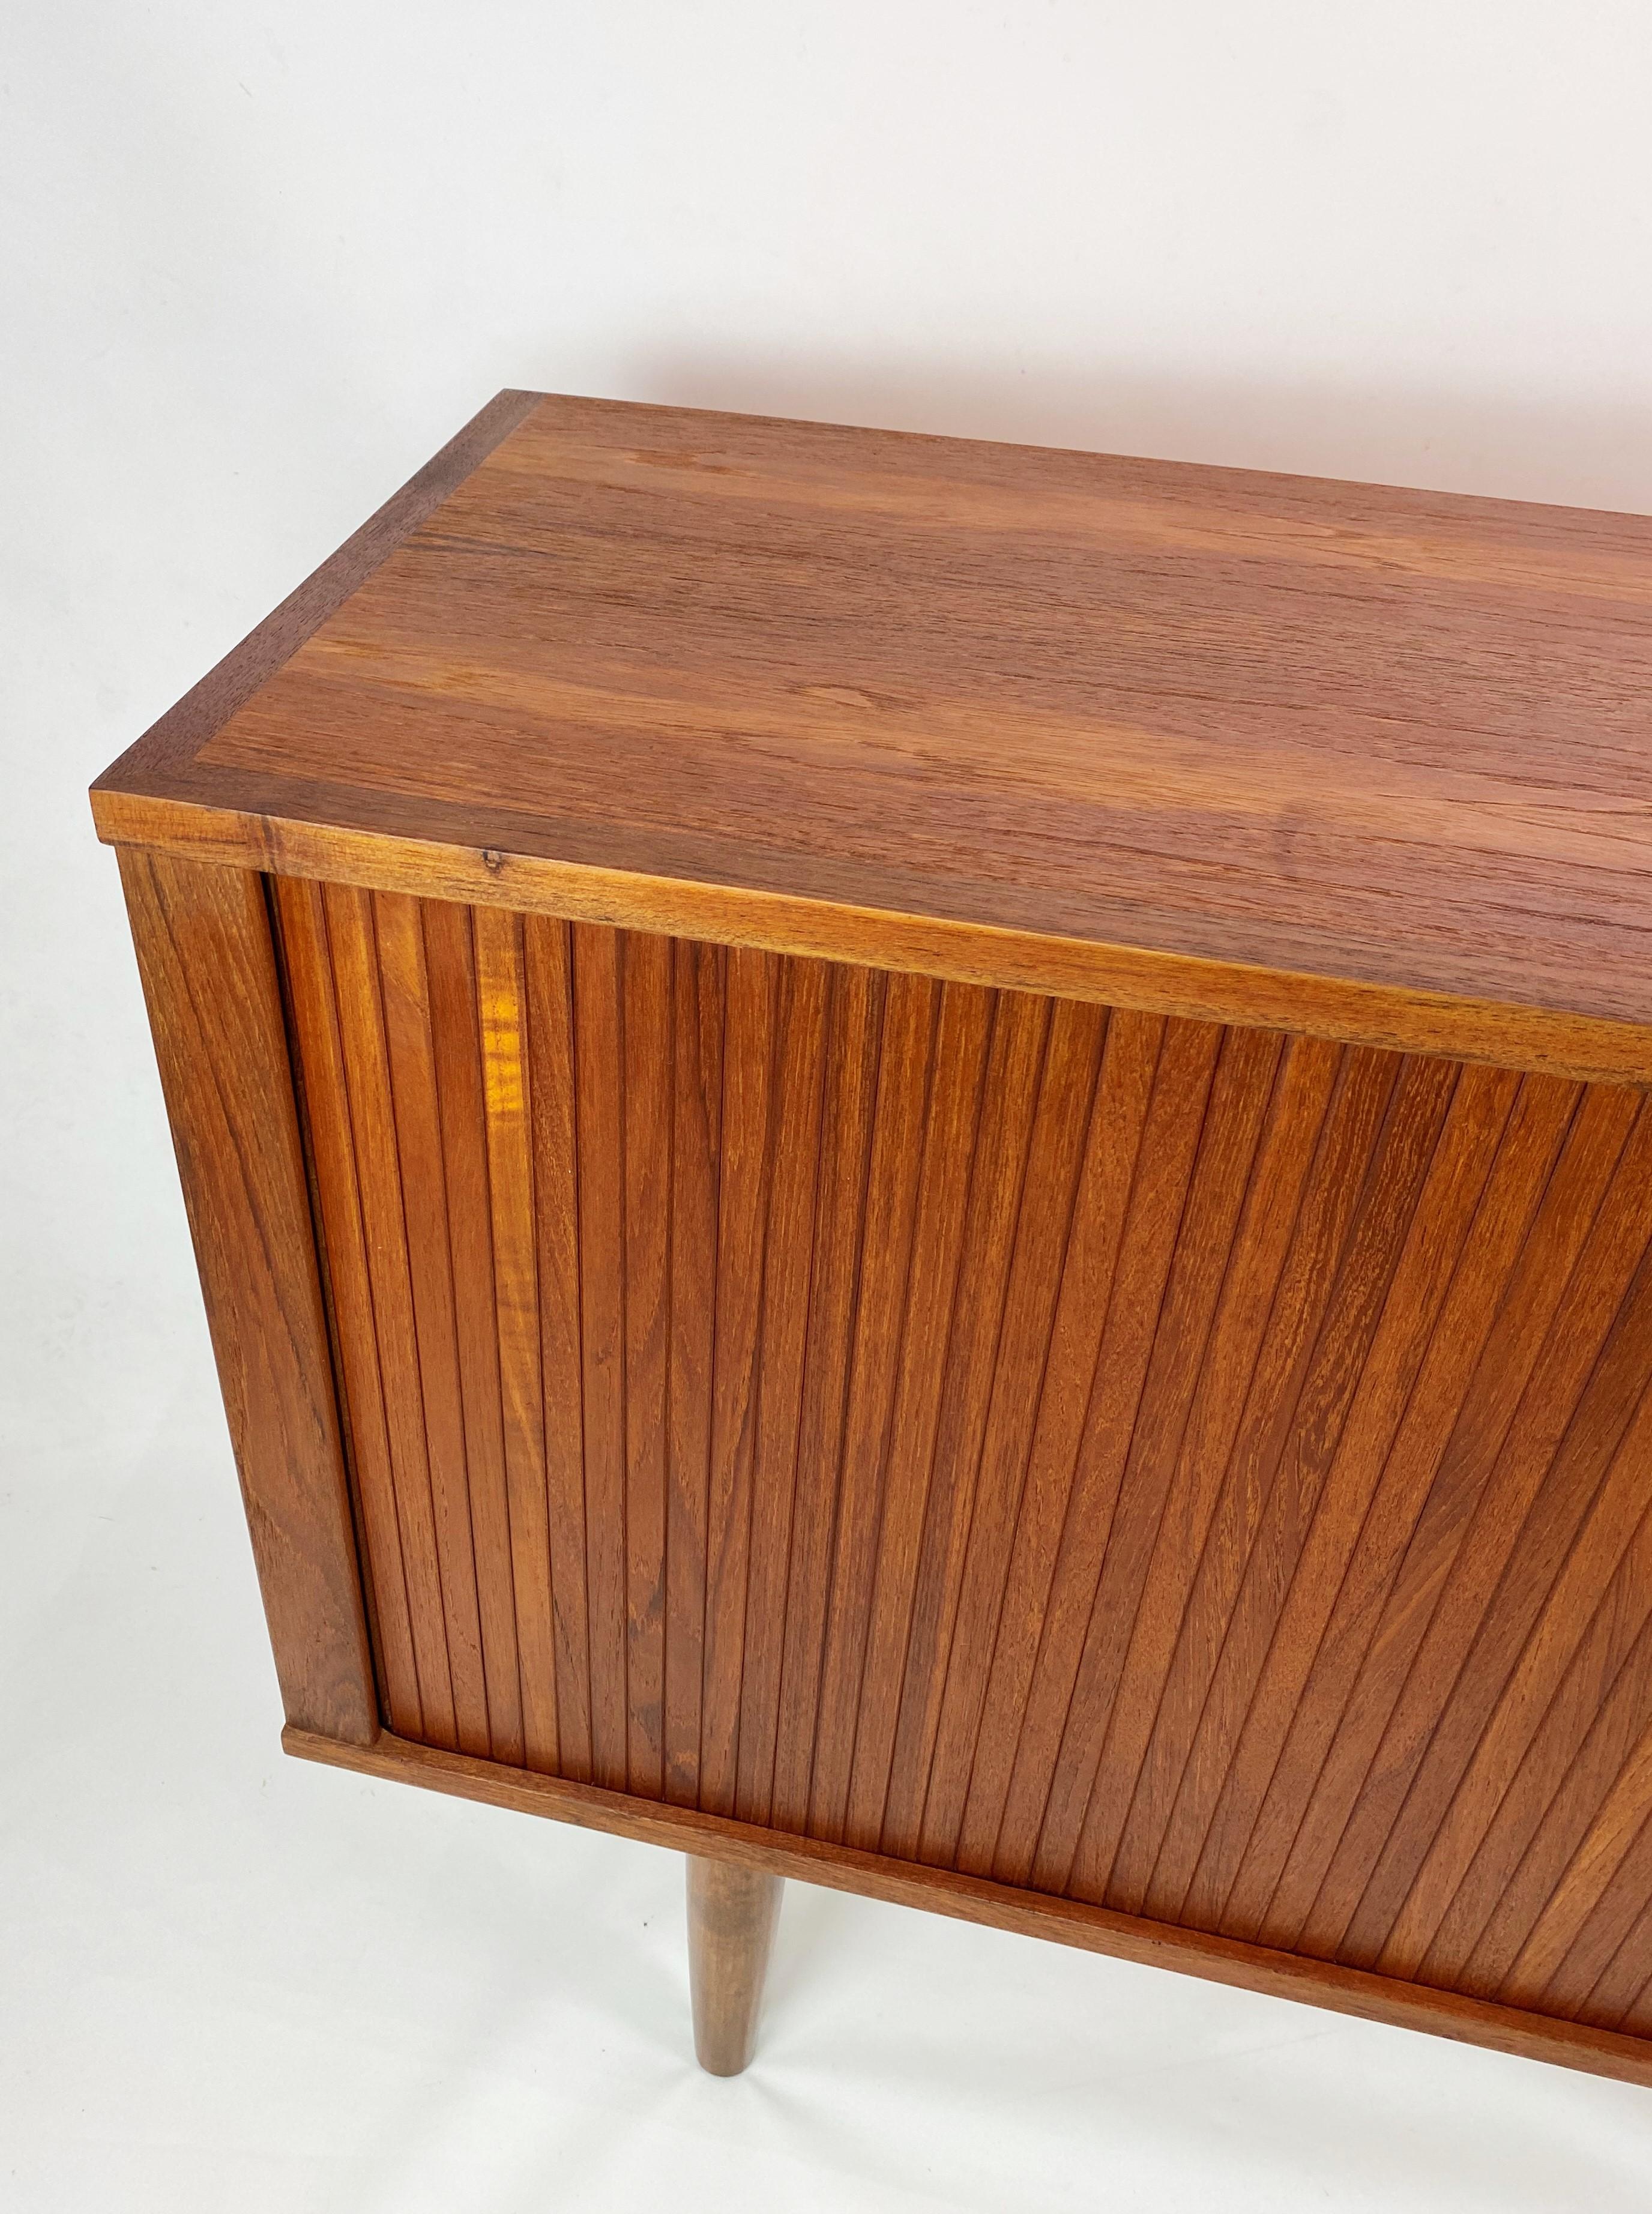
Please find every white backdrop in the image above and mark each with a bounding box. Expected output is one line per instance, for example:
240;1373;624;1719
5;6;1652;2208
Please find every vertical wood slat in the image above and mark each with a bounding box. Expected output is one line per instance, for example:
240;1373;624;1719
474;905;559;1773
664;939;725;1806
523;918;590;1781
572;923;627;1791
118;851;376;1744
700;949;782;1820
621;932;673;1798
735;959;831;1827
278;884;1652;2039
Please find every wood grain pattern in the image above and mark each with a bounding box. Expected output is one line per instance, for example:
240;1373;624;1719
101;394;1652;2091
118;852;376;1743
94;393;1652;1087
686;1857;783;2076
270;884;1652;2059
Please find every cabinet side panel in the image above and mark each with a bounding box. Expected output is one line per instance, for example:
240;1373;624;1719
117;849;376;1742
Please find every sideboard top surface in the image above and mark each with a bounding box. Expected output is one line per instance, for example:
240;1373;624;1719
92;390;1652;1076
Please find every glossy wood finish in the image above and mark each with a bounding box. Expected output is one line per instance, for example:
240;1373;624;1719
268;884;1652;2058
117;851;376;1742
686;1858;784;2075
97;395;1652;2090
95;394;1652;1086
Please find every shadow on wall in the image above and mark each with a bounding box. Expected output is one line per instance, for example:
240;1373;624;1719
602;352;1652;514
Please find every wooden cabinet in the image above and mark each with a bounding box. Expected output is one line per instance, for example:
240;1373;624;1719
94;392;1652;2087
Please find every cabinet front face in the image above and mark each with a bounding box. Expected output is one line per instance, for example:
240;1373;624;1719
272;875;1652;2039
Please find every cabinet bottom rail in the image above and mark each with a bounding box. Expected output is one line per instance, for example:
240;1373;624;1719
283;1725;1652;2089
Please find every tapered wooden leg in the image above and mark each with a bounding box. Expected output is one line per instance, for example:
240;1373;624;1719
686;1857;783;2075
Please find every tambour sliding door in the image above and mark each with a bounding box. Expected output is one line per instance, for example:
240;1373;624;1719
274;876;1652;2044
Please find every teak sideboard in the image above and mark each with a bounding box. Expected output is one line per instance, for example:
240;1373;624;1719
93;391;1652;2086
